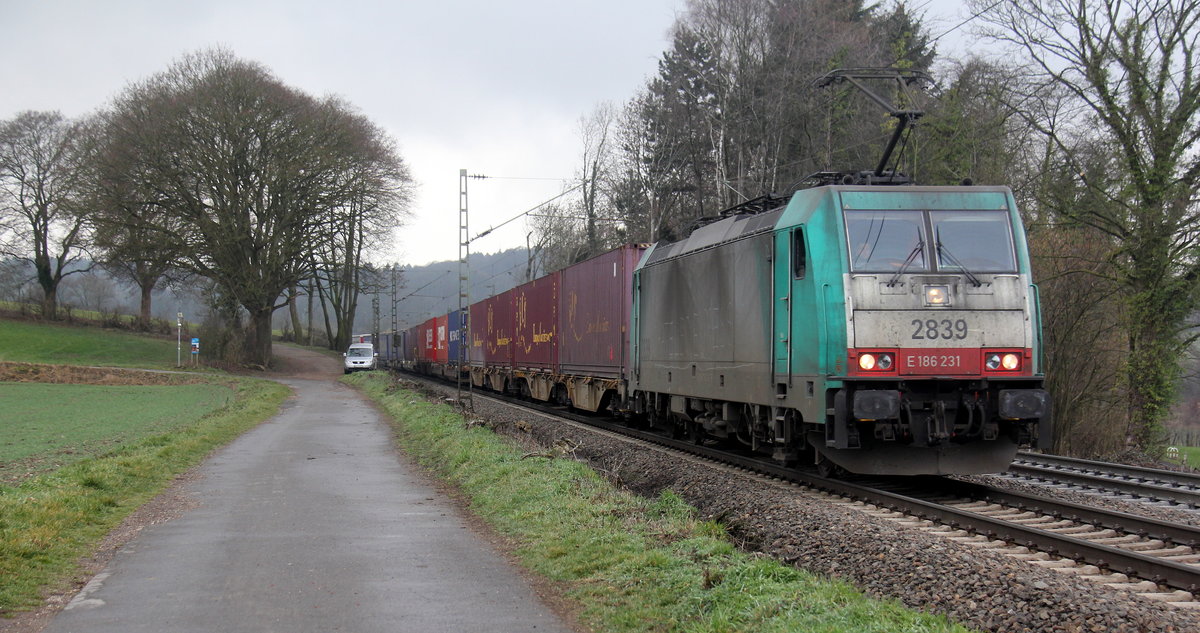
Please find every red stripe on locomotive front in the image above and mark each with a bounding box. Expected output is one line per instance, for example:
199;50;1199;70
847;348;1035;378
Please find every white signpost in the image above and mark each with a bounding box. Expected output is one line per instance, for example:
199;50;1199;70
177;312;183;367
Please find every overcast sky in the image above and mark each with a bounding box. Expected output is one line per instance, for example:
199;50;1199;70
1;0;974;268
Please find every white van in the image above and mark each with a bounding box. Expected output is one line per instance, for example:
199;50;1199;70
343;342;378;374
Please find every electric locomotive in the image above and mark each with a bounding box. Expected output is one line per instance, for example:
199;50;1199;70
627;183;1051;475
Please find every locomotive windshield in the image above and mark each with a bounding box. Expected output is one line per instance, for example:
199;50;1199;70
845;210;928;272
930;210;1017;272
845;209;1017;274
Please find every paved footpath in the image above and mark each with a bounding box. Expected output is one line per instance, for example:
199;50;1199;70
44;362;571;633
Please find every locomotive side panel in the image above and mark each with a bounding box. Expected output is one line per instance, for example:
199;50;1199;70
636;231;775;406
772;186;849;411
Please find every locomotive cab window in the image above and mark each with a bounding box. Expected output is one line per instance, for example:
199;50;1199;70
930;210;1017;273
844;209;1018;274
792;229;807;279
845;210;928;272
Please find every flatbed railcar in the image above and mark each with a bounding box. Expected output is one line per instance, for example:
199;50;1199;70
398;184;1049;475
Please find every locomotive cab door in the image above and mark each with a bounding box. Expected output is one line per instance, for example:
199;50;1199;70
773;228;804;391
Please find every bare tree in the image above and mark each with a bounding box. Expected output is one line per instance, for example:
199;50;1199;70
0;111;93;319
87;101;190;329
59;270;120;315
98;49;412;367
611;92;684;243
577;103;617;258
977;0;1200;452
306;104;412;351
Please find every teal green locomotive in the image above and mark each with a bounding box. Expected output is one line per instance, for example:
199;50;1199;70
628;183;1051;476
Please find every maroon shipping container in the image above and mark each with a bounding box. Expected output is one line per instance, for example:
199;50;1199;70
512;272;559;370
468;300;487;366
478;290;514;368
559;244;646;378
470;290;513;369
405;324;421;363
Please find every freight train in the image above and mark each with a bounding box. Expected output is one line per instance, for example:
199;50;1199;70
380;182;1051;476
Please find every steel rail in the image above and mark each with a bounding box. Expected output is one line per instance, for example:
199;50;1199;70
1015;451;1200;487
1006;462;1200;508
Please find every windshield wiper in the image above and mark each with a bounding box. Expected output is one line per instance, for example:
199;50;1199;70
936;240;982;287
887;239;924;287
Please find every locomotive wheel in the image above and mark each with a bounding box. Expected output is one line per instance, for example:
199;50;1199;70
816;456;844;479
687;422;703;445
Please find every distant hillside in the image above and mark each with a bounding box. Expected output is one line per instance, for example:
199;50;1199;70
356;247;535;333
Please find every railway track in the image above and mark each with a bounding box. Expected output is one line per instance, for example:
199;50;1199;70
1005;451;1200;509
419;377;1200;607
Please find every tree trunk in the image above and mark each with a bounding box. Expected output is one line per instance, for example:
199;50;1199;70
1123;301;1179;453
40;288;58;321
139;283;154;328
313;274;335;350
35;255;60;320
305;277;315;346
288;284;303;343
244;306;275;368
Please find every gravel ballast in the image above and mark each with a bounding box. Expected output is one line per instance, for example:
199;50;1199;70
421;381;1200;633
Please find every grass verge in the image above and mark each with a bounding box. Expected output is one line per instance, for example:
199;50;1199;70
346;373;973;633
0;377;289;615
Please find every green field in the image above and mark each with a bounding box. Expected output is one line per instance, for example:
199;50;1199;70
1166;446;1200;468
0;319;183;368
0;383;233;483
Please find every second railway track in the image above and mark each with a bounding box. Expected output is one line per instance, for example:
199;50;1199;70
1004;451;1200;510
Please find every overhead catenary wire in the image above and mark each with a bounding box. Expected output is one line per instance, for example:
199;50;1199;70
472;181;586;242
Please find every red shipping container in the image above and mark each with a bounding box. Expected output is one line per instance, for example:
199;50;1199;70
420;317;437;361
559;245;646;378
434;314;449;364
512;272;559;370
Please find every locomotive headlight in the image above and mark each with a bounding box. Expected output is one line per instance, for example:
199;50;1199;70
1002;353;1021;370
857;352;894;371
877;353;893;370
859;353;878;370
924;285;951;307
985;352;1022;371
